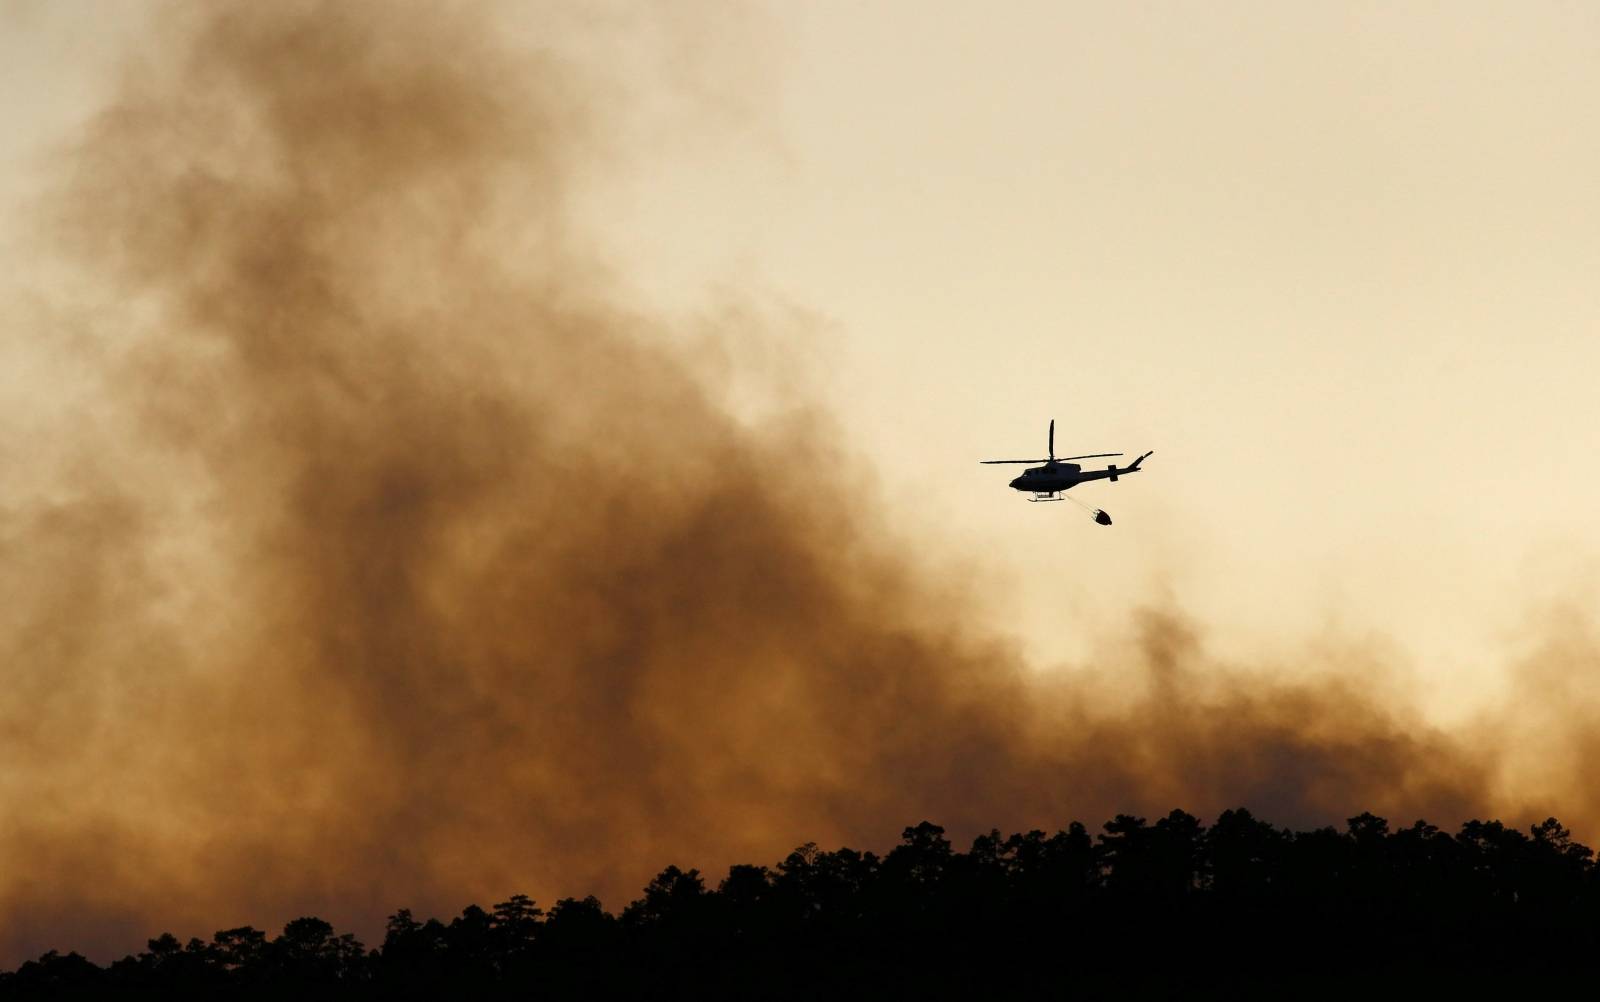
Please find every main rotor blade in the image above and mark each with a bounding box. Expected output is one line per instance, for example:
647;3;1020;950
1057;453;1123;461
979;459;1050;464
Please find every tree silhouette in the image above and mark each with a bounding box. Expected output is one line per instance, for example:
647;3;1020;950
5;808;1600;999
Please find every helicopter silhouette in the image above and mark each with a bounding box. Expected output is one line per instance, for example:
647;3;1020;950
981;420;1152;521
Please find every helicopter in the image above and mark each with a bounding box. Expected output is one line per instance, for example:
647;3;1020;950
981;419;1152;522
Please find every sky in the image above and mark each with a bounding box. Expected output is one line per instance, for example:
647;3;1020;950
583;1;1600;703
1;0;1598;965
6;2;1599;705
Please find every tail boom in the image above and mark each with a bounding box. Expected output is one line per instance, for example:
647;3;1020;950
1080;451;1152;485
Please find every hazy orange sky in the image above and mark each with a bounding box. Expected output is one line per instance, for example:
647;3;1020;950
6;2;1598;706
583;1;1600;709
1;0;1598;964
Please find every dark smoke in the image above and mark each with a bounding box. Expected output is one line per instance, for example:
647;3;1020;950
0;1;1585;964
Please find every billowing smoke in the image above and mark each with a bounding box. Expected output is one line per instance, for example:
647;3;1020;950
1;1;1592;964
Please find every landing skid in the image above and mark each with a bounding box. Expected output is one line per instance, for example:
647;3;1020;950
1029;493;1062;502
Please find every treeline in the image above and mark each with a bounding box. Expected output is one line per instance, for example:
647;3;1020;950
5;808;1600;998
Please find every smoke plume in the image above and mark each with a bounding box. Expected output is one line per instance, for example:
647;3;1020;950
0;1;1590;963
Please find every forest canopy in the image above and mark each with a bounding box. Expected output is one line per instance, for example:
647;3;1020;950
5;807;1597;997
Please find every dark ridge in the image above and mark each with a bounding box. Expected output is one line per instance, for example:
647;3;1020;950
4;808;1598;998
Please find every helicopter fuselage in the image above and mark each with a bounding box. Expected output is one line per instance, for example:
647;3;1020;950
1008;462;1083;492
1009;457;1151;494
981;420;1152;502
